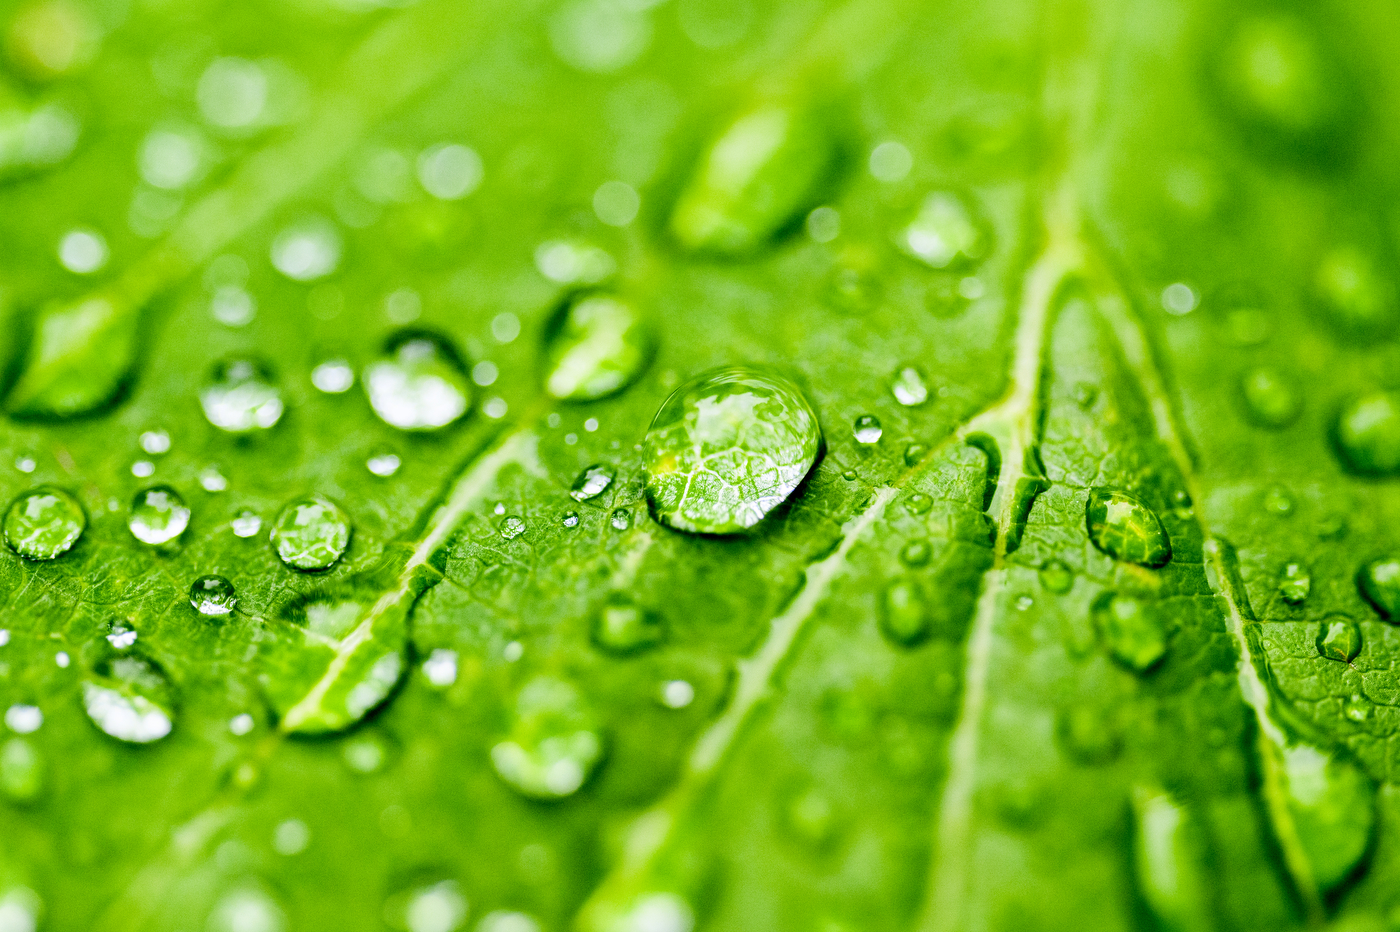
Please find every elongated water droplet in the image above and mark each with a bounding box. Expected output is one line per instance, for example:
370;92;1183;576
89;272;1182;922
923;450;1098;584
644;366;821;534
1358;556;1400;621
1316;615;1361;662
853;415;882;445
271;498;351;571
201;360;284;434
1131;787;1211;931
1039;559;1074;594
892;366;929;406
190;575;237;616
545;295;649;402
128;486;190;545
1270;742;1374;892
363;333;471;431
570;464;615;502
896;190;991;270
490;678;603;800
81;647;175;744
1240;366;1302;428
500;515;526;540
0;738;44;803
1333;390;1400;477
1092;592;1167;672
1279;562;1311;604
591;596;662;655
1086;489;1172;568
4;487;84;560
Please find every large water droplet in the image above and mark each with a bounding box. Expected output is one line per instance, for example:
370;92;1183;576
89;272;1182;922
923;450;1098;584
1333;390;1400;476
896;190;991;270
1279;561;1311;605
490;678;604;800
81;647;175;744
644;366;821;534
1358;556;1400;621
271;499;350;571
363;333;471;431
669;105;836;256
1086;489;1172;568
200;360;285;434
3;487;84;560
1316;615;1361;662
128;486;190;546
591;595;662;654
191;575;237;616
1240;366;1302;428
1092;592;1167;672
852;414;882;445
545;295;649;402
571;464;615;502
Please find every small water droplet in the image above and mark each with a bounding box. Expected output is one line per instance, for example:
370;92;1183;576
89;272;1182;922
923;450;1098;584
544;294;649;402
201;360;285;434
81;646;175;743
271;217;341;282
534;239;616;286
610;508;631;531
131;460;155;478
4;704;42;735
139;429;171;455
1358;556;1400;621
490;678;603;800
1039;559;1074;594
660;680;694;709
422;648;458;688
14;454;36;474
1160;282;1198;315
0;738;44;802
499;515;526;540
58;227;108;273
232;510;262;538
230;713;255;735
199;465;228;492
270;498;351;571
1279;562;1311;604
1344;693;1372;723
477;912;542;932
899;539;931;568
896;190;991;269
471;361;499;387
570;464;615;502
1262;484;1294;516
1317;616;1361;662
1016;595;1034;611
1086;489;1172;568
311;358;354;394
853;414;882;444
905;493;933;514
3;487;85;560
271;818;310;856
106;625;137;649
190;575;237;616
902;443;927;467
367;452;402;477
841;469;858;481
891;366;929;406
1092;592;1168;672
1333;390;1400;477
128;486;190;546
1240;366;1302;428
592;596;662;654
383;878;468;932
561;510;581;528
644;366;821;534
363;333;471;431
880;579;929;646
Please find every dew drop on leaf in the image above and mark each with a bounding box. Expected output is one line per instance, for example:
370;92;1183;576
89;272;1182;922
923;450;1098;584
363;333;471;432
1314;246;1398;337
1131;786;1211;932
1262;484;1294;517
81;647;175;744
200;359;285;434
561;511;580;529
1270;742;1374;892
1316;616;1361;663
128;485;190;546
1279;562;1311;605
1358;556;1400;621
891;366;929;407
1038;559;1074;594
879;579;929;646
1333;390;1400;477
896;190;991;270
0;738;43;803
270;217;341;282
1086;488;1172;568
232;510;262;538
421;648;458;688
270;498;351;571
190;575;237;616
610;508;631;531
544;295;649;402
905;493;933;515
591;596;662;654
383;879;468;932
903;443;927;467
781;785;837;849
3;487;84;560
310;358;354;394
1344;694;1372;723
643;366;821;535
490;677;604;800
899;539;931;568
570;464;615;502
367;452;401;477
1092;592;1167;672
1239;366;1302;428
499;515;526;540
852;415;882;445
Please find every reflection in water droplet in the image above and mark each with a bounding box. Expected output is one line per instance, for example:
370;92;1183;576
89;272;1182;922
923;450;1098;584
232;510;262;538
14;455;36;473
311;358;354;394
899;539;931;568
1240;366;1302;428
491;678;604;800
500;515;526;540
367;452;402;477
1358;556;1400;621
853;415;882;445
128;486;190;546
272;818;310;856
4;487;84;560
592;596;662;654
896;190;990;270
82;648;176;744
1316;616;1361;662
891;366;929;406
4;705;41;734
534;240;616;286
644;367;821;534
190;575;237;616
545;295;649;402
270;498;351;571
201;360;285;434
1086;489;1172;568
610;508;631;531
571;464;615;502
1333;390;1400;477
1343;694;1371;723
562;511;581;528
1092;592;1167;672
1039;559;1074;594
364;334;471;431
1279;562;1311;604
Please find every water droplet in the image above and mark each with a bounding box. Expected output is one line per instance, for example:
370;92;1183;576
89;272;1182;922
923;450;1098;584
499;515;526;540
128;486;190;546
139;127;204;190
782;786;838;848
477;912;541;932
4;704;42;734
139;429;171;455
14;454;36;473
272;818;310;856
1273;742;1374;891
0;738;44;802
492;313;522;344
592;596;662;654
853;415;882;445
880;579;929;646
417;142;483;200
197;56;267;128
1262;484;1294;517
544;295;649;402
81;647;175;743
207;886;286;932
421;648;458;688
1092;592;1167;672
58;227;108;274
200;360;285;434
899;539;931;568
1343;694;1372;723
549;0;651;73
1279;562;1311;604
644;367;821;534
131;460;155;478
190;575;237;616
1240;366;1302;428
270;217;341;282
1131;787;1210;930
367;452;402;477
1086;489;1172;568
594;180;640;227
1358;556;1400;621
562;511;581;528
841;469;858;481
1039;559;1074;594
490;678;604;800
610;508;631;531
669;105;836;256
230;713;255;735
311;358;355;394
1333;390;1400;477
3;487;84;560
903;443;927;467
232;510;262;538
571;464;615;502
896;190;991;270
380;878;469;932
1318;512;1348;540
905;493;933;515
106;624;137;649
1160;282;1198;315
1315;246;1397;336
1072;382;1098;409
891;366;929;406
660;680;694;709
1317;616;1361;663
805;205;840;243
364;333;471;431
869;140;913;182
534;239;616;285
270;498;350;571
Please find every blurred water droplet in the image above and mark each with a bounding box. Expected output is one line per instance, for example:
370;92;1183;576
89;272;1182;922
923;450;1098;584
879;579;929;646
1333;390;1400;477
905;493;933;515
210;285;256;327
206;886;286;932
592;596;662;654
896;190;990;270
4;704;42;735
545;295;649;402
491;678;603;799
891;366;929;407
1092;592;1167;672
201;360;284;434
903;443;927;467
190;575;237;616
899;539;931;568
571;464;615;502
477;912;541;932
534;240;615;285
367;452;402;477
1262;484;1294;517
232;510;262;538
550;0;651;74
805;205;840;243
106;624;137;649
1057;705;1121;765
14;454;36;474
230;713;255;735
0;738;44;802
1039;559;1074;594
271;217;341;282
311;358;354;394
131;460;155;478
364;333;471;431
417;142;483;200
1344;694;1371;723
271;498;350;571
3;487;84;560
1315;246;1397;337
422;648;458;688
660;679;694;709
594;180;640;227
82;647;175;743
58;227;107;273
1160;282;1197;315
561;510;581;528
1072;382;1098;409
1358;556;1400;621
1240;366;1301;428
272;819;310;856
1086;488;1171;568
1279;562;1311;604
128;486;189;546
139;429;171;455
198;57;268;130
868;140;912;182
852;414;882;444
